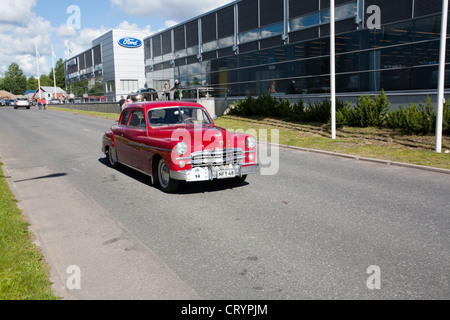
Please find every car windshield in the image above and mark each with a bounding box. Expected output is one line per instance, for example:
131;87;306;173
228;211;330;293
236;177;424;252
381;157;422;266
148;107;212;127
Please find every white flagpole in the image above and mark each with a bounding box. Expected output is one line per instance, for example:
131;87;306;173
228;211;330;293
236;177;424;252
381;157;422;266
35;44;42;100
51;43;57;99
330;0;336;139
436;0;449;153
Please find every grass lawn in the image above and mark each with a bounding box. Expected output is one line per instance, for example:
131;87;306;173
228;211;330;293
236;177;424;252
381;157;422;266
0;163;58;300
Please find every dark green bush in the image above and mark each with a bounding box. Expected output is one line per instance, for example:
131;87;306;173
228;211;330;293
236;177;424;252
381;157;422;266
346;90;389;127
228;91;449;136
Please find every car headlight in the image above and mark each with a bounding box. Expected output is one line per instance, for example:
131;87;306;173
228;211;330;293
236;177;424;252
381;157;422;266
175;141;188;156
246;136;257;149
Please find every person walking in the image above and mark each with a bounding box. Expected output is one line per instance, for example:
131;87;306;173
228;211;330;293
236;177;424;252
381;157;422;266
42;98;47;109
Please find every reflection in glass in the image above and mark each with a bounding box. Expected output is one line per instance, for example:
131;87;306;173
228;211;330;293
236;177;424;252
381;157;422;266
260;23;284;39
289;13;320;32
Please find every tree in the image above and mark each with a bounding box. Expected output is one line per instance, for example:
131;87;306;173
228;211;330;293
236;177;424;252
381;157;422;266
27;76;39;91
53;58;65;89
2;62;27;95
39;74;53;87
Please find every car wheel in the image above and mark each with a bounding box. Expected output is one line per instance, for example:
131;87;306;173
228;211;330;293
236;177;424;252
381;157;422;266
107;147;119;168
157;158;180;193
231;175;247;184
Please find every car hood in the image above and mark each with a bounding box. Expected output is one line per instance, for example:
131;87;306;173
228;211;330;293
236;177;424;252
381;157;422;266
150;124;249;152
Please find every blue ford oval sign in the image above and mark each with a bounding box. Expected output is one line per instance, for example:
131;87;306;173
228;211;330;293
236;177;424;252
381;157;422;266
118;37;142;48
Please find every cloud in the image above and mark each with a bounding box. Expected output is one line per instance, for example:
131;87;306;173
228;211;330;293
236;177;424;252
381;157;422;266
110;0;234;22
0;3;54;77
0;0;37;24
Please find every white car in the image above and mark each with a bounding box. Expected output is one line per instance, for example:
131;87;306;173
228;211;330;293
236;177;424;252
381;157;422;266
14;98;31;109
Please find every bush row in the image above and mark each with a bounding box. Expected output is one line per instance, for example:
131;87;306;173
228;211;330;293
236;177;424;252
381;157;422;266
228;91;450;135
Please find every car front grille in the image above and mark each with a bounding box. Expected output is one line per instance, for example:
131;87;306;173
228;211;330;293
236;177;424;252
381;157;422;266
190;149;245;167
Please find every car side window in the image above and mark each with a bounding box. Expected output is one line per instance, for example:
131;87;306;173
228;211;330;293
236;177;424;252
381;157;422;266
120;110;131;125
129;110;146;128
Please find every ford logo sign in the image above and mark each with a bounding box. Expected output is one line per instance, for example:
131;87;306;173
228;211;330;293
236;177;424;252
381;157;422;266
118;37;142;48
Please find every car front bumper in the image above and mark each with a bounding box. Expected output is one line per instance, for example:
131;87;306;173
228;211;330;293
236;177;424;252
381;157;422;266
170;164;260;182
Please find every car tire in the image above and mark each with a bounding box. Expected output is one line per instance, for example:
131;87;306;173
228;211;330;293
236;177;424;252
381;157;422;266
157;158;180;193
231;175;247;184
107;147;119;168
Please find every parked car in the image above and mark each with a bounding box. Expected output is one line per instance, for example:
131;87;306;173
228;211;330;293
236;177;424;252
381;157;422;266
5;99;15;106
14;97;31;109
49;98;61;104
0;99;5;106
102;101;259;193
130;88;158;102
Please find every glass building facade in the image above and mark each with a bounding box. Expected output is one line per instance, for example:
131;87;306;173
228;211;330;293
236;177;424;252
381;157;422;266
144;0;450;98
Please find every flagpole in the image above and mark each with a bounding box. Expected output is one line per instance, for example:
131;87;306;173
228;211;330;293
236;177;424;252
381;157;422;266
35;45;42;100
436;0;449;153
51;43;57;99
330;0;336;139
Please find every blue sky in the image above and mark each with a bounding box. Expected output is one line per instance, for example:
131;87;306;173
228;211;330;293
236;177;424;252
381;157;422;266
0;0;234;77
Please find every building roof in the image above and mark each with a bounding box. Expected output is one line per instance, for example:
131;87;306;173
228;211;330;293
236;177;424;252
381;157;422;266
0;90;16;99
38;86;66;93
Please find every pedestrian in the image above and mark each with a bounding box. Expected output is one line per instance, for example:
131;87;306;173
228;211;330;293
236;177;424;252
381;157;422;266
286;80;298;94
268;80;278;94
37;97;42;110
172;80;182;100
118;96;126;111
122;95;133;109
163;80;171;100
42;98;47;109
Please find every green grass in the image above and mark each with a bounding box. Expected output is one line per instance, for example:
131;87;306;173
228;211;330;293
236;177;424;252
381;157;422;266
0;163;58;300
47;107;120;120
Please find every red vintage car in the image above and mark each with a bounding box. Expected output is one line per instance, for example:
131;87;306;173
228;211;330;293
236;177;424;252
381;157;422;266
102;101;259;192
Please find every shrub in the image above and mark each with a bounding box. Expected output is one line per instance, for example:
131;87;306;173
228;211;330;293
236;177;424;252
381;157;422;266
387;97;435;135
347;90;389;127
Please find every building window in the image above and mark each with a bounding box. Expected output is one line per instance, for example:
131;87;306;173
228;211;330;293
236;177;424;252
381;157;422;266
121;80;138;92
106;80;115;93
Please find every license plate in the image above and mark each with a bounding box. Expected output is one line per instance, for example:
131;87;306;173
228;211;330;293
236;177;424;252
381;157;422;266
187;167;209;182
217;170;236;179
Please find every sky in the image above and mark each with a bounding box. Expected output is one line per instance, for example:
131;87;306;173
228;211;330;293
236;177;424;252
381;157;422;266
0;0;234;78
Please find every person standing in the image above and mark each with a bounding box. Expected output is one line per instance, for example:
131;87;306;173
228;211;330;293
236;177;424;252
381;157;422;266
118;96;126;111
163;80;171;100
42;98;47;109
286;80;298;94
172;80;181;100
268;80;278;94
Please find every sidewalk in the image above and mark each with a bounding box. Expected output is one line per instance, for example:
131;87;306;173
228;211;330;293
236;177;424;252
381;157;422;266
4;164;201;300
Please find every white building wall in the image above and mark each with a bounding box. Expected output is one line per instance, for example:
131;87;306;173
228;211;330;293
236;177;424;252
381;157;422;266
92;29;146;102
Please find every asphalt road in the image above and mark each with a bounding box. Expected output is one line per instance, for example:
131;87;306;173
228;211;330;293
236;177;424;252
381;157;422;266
0;107;448;300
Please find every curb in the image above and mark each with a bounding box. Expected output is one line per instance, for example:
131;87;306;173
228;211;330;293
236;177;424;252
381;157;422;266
264;142;450;175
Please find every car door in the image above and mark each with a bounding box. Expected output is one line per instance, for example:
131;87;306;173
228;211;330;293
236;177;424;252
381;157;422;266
120;109;148;170
112;109;131;164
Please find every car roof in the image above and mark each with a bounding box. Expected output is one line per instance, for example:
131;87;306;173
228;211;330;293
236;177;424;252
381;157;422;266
125;101;206;111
